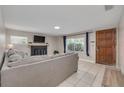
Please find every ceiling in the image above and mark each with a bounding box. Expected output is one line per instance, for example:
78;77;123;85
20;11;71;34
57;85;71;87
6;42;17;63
2;5;124;36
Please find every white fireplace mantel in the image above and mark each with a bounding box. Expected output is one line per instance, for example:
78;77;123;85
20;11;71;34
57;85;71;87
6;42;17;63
28;43;48;46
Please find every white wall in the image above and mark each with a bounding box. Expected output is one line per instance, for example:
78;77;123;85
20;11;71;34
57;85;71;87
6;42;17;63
47;36;64;55
0;7;6;65
79;32;96;63
118;9;124;74
57;36;64;54
6;29;64;56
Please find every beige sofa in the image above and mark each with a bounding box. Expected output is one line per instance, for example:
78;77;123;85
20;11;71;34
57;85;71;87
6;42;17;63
1;53;79;87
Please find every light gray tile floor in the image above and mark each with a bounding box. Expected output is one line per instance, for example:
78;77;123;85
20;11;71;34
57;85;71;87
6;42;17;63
58;60;105;87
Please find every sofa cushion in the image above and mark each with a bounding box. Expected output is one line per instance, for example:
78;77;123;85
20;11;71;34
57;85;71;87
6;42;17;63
7;49;16;57
8;53;22;62
16;51;28;58
7;55;49;67
7;49;29;63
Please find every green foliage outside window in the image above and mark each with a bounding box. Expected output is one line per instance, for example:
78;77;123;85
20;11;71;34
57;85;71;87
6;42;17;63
67;38;84;52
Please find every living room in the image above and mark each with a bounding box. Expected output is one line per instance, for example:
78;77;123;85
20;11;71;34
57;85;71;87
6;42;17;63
0;5;124;87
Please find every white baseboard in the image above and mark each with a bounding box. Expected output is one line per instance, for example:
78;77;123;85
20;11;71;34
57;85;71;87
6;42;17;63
79;58;95;64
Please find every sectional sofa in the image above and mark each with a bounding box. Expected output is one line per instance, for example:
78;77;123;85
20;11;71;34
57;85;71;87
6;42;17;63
0;53;79;87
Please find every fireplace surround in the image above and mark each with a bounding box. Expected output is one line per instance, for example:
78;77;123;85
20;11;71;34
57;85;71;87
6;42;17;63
31;46;47;56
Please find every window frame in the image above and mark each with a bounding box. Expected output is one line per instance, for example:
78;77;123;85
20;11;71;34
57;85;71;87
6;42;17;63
10;35;28;45
66;35;86;53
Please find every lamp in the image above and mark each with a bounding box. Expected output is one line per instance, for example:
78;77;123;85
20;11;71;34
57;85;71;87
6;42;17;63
8;44;14;49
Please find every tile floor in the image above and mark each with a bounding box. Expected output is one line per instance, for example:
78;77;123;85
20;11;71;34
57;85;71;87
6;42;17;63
58;60;106;87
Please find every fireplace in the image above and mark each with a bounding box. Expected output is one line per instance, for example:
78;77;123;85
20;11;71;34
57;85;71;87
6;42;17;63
31;46;47;56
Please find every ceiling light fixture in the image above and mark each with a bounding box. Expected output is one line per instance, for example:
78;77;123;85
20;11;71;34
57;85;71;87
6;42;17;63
54;26;60;30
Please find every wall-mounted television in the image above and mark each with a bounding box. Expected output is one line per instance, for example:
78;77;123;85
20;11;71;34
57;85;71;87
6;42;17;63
34;35;45;43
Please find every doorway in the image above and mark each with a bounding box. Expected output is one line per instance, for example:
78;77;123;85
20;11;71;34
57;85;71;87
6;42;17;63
96;28;116;65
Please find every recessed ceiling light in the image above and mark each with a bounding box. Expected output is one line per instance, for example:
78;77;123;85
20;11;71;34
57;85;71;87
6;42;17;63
54;26;60;30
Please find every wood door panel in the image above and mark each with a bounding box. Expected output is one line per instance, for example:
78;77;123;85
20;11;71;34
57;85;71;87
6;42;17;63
99;48;106;64
96;28;116;65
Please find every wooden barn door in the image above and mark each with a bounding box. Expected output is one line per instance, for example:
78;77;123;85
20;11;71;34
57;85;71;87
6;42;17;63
96;28;116;65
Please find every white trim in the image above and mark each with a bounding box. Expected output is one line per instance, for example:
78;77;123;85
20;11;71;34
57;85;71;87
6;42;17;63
116;27;120;69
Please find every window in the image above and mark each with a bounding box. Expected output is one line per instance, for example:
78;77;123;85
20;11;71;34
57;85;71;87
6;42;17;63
11;36;28;44
66;37;85;52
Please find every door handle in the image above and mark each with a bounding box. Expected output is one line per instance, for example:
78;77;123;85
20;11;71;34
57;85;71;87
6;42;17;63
97;47;99;52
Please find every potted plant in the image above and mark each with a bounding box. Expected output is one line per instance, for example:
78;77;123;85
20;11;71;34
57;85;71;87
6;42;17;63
53;50;59;55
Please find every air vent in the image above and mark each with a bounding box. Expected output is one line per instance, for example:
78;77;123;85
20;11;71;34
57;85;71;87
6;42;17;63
105;5;114;11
